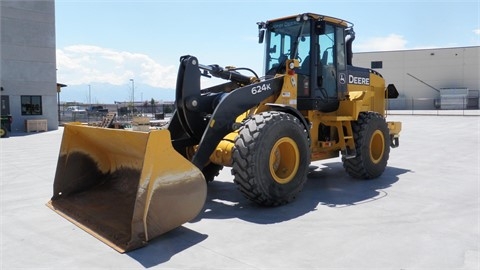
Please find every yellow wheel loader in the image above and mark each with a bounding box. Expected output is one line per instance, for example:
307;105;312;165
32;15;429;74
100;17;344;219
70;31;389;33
47;13;401;252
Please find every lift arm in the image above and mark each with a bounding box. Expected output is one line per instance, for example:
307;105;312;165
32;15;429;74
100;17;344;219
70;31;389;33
168;55;284;169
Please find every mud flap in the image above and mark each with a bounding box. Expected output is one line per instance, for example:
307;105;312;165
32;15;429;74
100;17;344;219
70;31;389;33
47;124;206;253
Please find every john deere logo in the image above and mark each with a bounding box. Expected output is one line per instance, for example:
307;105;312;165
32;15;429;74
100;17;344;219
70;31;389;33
339;73;346;84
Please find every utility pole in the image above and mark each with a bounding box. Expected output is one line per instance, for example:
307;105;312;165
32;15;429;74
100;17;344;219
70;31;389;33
130;79;135;118
88;84;91;123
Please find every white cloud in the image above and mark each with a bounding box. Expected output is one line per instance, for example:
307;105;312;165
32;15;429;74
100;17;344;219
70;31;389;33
474;29;480;35
354;34;408;52
56;45;176;88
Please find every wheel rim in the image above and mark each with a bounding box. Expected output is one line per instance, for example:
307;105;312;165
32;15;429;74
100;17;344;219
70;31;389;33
269;137;300;184
0;128;5;137
369;130;385;164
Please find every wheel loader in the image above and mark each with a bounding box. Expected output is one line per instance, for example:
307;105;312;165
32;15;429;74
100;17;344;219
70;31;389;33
47;13;401;252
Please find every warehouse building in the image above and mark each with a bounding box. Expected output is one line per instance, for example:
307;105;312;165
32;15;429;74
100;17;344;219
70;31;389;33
1;0;58;132
353;46;480;110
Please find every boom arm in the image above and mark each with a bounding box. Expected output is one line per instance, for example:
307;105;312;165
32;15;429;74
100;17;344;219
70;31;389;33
168;55;284;169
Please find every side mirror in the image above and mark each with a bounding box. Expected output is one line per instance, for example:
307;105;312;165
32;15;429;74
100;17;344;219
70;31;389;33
258;29;265;44
386;84;399;99
257;22;266;44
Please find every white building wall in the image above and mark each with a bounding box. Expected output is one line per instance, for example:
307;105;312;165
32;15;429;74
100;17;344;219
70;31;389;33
353;46;480;109
0;0;58;131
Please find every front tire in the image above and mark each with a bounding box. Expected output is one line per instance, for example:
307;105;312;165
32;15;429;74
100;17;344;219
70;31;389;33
343;112;390;179
232;111;310;206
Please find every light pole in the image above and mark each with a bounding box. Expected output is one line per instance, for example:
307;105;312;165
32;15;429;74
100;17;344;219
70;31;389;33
88;84;91;123
88;84;91;106
130;79;134;118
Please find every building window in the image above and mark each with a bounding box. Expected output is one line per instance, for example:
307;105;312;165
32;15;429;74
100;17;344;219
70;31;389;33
371;61;383;69
21;95;43;115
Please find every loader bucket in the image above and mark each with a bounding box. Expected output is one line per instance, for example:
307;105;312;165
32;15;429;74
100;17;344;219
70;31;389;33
47;124;206;253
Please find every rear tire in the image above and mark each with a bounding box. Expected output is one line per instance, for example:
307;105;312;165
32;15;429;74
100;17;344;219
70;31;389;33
343;112;390;179
232;111;310;206
0;125;8;138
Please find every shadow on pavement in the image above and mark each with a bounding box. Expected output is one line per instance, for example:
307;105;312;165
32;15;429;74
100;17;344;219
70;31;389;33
127;226;208;268
127;162;410;268
194;161;410;224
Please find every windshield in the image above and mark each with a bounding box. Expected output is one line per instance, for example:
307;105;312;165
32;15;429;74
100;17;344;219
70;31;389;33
265;18;311;74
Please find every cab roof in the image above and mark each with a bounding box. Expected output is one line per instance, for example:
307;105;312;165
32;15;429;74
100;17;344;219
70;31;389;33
266;13;352;28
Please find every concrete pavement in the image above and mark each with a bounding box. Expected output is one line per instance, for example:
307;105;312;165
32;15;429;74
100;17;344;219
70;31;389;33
1;114;479;269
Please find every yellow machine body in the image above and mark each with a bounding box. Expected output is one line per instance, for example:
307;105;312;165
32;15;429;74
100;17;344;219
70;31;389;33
211;60;402;166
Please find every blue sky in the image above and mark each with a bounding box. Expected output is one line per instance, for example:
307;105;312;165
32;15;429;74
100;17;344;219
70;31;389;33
55;0;480;103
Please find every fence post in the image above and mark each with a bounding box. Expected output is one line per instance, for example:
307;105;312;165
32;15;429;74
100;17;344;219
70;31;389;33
411;98;414;115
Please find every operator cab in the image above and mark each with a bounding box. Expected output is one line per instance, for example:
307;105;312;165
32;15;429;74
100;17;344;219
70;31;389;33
259;13;353;112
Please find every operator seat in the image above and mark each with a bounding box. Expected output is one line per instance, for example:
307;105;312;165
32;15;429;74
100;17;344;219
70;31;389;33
300;55;310;75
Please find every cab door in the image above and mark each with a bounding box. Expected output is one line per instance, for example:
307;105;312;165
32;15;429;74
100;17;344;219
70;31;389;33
297;21;347;112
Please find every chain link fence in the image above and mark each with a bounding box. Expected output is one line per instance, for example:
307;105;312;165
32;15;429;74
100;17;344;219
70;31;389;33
58;102;175;127
58;97;479;128
387;97;480;116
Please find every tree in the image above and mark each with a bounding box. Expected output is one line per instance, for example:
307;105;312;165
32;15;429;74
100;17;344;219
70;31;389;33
150;98;156;113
